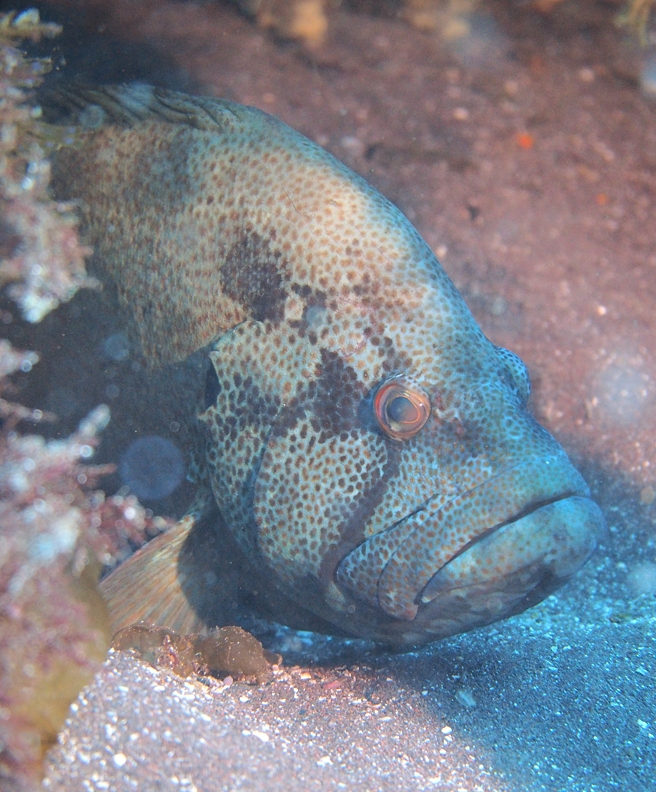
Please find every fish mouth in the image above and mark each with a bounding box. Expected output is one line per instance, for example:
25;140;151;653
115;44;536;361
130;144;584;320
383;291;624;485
413;493;604;637
335;456;605;635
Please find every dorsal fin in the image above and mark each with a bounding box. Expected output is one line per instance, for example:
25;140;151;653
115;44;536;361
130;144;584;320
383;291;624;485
39;82;246;132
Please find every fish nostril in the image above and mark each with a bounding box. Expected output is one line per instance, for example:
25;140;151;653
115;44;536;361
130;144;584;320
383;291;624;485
496;346;531;404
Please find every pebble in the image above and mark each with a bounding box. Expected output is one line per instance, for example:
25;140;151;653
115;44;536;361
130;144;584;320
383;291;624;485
455;688;477;708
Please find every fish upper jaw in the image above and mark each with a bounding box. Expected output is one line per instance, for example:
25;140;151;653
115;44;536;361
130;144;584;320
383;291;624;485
418;494;602;604
335;454;605;634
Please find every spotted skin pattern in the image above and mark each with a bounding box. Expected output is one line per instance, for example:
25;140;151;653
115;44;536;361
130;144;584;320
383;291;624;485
49;85;605;644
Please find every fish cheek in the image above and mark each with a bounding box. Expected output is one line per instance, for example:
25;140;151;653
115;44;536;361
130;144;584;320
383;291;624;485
253;408;390;599
253;350;394;603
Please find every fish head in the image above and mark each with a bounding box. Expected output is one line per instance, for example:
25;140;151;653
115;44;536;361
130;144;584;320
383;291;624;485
333;333;605;643
198;149;604;644
200;261;603;644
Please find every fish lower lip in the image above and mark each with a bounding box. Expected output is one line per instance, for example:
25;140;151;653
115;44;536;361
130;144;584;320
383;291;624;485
336;455;598;623
419;494;604;606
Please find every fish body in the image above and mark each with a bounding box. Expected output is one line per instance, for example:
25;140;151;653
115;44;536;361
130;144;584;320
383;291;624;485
48;85;604;644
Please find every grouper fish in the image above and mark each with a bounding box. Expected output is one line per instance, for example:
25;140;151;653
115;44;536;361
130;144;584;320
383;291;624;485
46;84;605;645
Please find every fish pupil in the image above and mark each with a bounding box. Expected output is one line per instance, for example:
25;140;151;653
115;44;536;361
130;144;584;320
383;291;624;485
204;363;220;409
387;395;418;424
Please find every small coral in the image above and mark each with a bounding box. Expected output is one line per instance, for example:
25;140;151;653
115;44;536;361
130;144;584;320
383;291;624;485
0;9;96;323
234;0;328;46
0;403;111;787
402;0;479;39
0;340;46;425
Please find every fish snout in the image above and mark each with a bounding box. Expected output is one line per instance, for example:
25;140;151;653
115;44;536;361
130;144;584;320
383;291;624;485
336;455;605;640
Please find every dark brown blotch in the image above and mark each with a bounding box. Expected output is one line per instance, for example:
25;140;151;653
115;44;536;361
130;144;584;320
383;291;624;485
310;350;365;442
269;349;363;445
220;230;289;323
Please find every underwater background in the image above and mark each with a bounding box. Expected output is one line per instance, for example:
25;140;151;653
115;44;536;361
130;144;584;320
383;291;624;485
1;1;655;789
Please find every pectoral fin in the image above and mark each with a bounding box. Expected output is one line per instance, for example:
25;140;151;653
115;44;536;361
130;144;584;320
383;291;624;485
100;491;242;635
100;514;202;635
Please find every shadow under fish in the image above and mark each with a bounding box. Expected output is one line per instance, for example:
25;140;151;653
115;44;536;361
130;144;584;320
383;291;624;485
43;83;605;645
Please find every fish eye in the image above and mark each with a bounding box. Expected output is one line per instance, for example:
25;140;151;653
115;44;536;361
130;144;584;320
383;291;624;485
373;377;430;440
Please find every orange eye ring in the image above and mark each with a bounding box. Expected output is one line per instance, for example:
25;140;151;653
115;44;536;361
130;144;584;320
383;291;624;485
373;377;431;440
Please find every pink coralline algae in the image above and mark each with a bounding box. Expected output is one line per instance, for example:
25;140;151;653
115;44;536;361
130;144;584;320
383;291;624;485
0;9;95;324
0;382;167;786
0;361;165;790
0;10;162;789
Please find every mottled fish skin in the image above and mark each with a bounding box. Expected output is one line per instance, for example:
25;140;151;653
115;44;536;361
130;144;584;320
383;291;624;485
48;85;605;644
